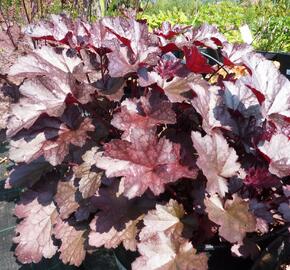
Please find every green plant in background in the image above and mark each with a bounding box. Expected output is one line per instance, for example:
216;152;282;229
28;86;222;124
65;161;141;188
142;7;190;30
141;0;290;52
252;15;290;52
247;0;290;52
193;1;245;43
0;0;289;52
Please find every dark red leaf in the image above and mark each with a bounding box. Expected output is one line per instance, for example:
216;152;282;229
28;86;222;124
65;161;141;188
154;22;190;39
244;167;280;189
183;46;214;74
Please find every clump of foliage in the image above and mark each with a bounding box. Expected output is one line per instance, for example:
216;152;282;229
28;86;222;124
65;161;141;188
1;0;289;52
142;0;290;52
2;13;290;269
142;7;191;29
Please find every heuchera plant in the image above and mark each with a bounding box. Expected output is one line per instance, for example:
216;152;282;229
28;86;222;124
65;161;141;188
2;13;290;269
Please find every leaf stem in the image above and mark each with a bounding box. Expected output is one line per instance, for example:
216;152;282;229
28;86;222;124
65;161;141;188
0;7;18;50
22;0;31;24
100;54;105;83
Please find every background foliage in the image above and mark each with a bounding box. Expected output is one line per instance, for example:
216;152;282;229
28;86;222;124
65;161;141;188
141;0;290;52
0;0;289;52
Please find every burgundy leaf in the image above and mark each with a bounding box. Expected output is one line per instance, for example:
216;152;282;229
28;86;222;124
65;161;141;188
183;46;214;74
244;167;280;189
139;70;202;103
189;24;226;49
88;182;155;233
134;200;208;269
25;14;72;42
94;75;125;101
24;14;92;49
5;157;51;188
96;130;196;198
269;115;290;139
102;17;159;58
154;22;190;39
7;46;97;137
103;17;160;77
159;24;226;50
222;42;253;66
9;46;82;79
241;52;290;120
9;46;96;104
89;20;116;50
139;199;185;241
7;77;69;137
190;82;233;134
74;196;99;222
223;79;260;117
153;53;184;79
107;44;139;77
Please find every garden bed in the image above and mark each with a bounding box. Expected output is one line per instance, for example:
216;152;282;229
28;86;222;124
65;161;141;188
0;5;289;270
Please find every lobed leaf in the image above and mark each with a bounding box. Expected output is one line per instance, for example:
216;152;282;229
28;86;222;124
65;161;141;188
54;219;86;266
73;146;102;198
205;195;256;243
258;133;290;177
191;131;241;196
111;93;176;140
14;190;58;263
10;117;94;166
97;130;196;198
89;215;143;251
